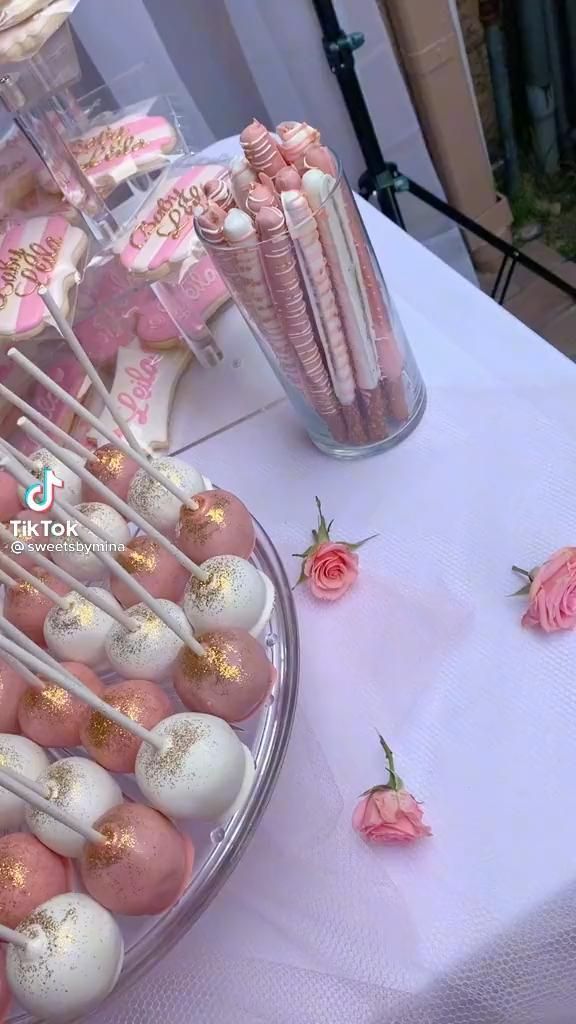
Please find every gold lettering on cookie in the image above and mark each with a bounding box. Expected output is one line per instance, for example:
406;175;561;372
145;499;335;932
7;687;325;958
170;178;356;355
72;126;146;172
129;184;204;250
0;235;63;308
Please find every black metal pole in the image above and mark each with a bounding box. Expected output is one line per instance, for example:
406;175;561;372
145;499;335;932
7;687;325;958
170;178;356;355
310;0;405;227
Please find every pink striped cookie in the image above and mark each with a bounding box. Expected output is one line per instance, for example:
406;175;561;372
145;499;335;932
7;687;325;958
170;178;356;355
70;114;178;193
0;214;87;341
117;163;227;280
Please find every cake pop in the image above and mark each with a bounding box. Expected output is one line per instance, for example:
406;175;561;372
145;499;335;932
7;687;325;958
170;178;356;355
0;833;70;928
0;735;49;832
174;628;275;722
80;802;194;916
177;489;255;563
127;456;207;534
105;600;190;681
52;502;130;582
19;448;84;507
6;892;124;1021
82;443;139;504
3;568;71;645
0;470;21;523
81;679;173;773
18;662;103;749
136;711;255;819
25;756;122;857
44;588;124;667
0;659;27;733
183;555;275;637
111;536;189;607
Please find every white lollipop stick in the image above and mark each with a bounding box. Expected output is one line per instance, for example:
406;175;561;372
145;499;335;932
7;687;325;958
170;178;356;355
0;453;206;657
0;766;104;845
0;921;33;952
3;652;45;693
0;759;48;798
0;382;98;464
0;567;16;589
7;348;198;511
38;287;146;456
0;555;70;611
18;418;209;582
0;532;138;633
0;626;165;752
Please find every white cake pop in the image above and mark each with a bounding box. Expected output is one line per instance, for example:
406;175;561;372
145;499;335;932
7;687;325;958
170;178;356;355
127;456;207;534
105;600;190;681
18;448;84;507
183;555;275;637
6;892;124;1021
25;756;122;858
52;502;130;582
135;711;255;819
0;734;49;832
44;587;123;668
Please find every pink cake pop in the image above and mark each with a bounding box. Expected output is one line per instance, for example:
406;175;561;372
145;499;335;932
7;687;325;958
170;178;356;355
0;660;27;734
177;489;255;563
18;662;103;749
4;570;70;645
0;833;70;928
2;512;57;571
80;680;173;773
82;443;139;504
0;471;21;523
80;802;194;916
174;628;275;722
111;536;189;608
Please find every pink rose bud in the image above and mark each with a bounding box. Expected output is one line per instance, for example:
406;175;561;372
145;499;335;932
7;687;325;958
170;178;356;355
515;547;576;632
353;788;432;845
304;541;358;601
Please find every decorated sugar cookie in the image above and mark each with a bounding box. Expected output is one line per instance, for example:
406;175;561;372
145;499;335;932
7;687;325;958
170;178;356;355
117;163;227;280
85;342;191;451
146;256;230;348
0;0;77;61
0;214;87;340
0;0;53;32
69;113;178;193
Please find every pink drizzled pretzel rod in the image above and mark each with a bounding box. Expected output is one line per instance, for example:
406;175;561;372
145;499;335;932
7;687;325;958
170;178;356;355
245;183;280;218
305;145;409;423
204;177;235;212
274;166;302;193
221;208;309;396
277;121;321;171
230;155;258;210
302;166;387;443
255;205;347;442
240;120;287;179
281;189;367;444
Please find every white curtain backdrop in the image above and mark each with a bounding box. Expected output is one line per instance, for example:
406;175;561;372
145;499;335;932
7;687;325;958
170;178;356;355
71;0;476;283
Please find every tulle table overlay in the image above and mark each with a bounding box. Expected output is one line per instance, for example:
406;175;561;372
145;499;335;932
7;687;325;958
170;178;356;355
94;212;576;1022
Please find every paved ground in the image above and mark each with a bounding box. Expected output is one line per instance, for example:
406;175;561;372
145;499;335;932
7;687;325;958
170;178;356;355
478;240;576;360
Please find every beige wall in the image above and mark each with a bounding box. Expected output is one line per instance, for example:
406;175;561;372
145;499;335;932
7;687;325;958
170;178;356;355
456;0;499;150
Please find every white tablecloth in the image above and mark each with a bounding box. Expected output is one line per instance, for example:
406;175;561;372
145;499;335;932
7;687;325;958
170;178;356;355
100;194;576;1024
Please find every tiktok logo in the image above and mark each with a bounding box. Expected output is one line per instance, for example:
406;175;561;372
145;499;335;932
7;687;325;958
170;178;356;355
24;467;64;512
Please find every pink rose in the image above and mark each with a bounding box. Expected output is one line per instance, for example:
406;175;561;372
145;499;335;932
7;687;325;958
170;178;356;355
353;788;432;844
521;546;576;632
304;541;359;601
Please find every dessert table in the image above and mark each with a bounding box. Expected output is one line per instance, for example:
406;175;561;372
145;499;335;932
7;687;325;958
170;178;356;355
100;186;576;1024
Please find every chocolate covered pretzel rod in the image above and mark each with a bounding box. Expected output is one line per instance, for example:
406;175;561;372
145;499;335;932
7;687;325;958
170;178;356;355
256;205;347;442
240;120;287;180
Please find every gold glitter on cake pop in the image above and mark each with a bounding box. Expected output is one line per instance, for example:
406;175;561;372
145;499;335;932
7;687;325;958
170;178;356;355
93;447;125;480
118;541;159;576
85;822;136;869
139;719;209;788
22;684;70;718
179;637;240;685
0;856;27;890
86;691;149;749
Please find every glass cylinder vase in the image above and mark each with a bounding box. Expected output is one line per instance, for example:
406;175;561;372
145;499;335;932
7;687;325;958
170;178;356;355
202;151;426;458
